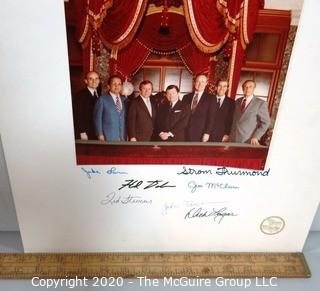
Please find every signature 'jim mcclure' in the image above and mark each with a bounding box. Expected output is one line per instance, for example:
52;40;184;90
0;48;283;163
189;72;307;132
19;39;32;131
184;207;238;224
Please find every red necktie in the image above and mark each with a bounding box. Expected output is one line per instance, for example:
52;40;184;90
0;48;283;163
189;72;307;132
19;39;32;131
240;98;247;112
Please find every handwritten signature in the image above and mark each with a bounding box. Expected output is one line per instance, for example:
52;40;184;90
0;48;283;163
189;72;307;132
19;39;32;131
187;181;240;193
81;167;128;179
118;179;176;191
184;207;238;223
216;167;270;177
177;166;213;176
177;166;270;177
162;201;229;215
106;167;128;175
162;202;179;215
81;167;101;179
100;192;152;206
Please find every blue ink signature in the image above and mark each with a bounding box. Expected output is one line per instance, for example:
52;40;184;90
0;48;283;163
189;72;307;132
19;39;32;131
106;167;128;175
188;181;204;193
177;166;270;177
188;180;240;193
177;166;213;176
81;168;101;179
215;167;270;177
81;167;128;179
100;192;152;205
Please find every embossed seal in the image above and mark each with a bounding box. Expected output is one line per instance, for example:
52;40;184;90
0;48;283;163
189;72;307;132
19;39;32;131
260;216;285;235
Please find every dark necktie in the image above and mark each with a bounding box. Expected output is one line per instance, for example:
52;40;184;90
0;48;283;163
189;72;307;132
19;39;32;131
93;91;98;99
191;93;199;113
217;98;221;108
240;97;247;112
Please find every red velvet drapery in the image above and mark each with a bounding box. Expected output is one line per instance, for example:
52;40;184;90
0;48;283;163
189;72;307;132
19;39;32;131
227;0;262;97
77;0;263;96
99;0;149;49
178;42;212;76
79;0;148;49
109;40;150;79
110;12;212;79
137;13;190;52
182;0;230;53
78;0;148;71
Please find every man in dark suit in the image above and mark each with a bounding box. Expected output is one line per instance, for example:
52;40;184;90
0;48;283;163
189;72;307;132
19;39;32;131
210;79;235;142
94;75;126;141
73;71;100;140
183;74;216;142
156;85;191;142
230;80;270;145
127;80;156;141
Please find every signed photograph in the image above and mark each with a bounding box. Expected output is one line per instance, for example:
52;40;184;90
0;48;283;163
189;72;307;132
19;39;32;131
1;0;319;255
66;0;302;170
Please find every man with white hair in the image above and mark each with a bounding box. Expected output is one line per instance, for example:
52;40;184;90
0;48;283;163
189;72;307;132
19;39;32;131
230;80;270;145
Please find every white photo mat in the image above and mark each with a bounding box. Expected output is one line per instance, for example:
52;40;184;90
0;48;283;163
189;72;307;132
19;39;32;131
0;0;319;252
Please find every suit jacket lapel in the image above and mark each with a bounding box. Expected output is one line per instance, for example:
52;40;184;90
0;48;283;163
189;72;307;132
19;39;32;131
139;96;152;119
107;94;118;112
218;97;226;111
238;96;256;122
197;92;207;108
169;100;182;126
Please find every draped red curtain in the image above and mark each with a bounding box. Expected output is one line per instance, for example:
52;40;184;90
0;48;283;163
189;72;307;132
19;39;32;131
78;0;113;48
228;0;262;97
178;43;211;76
76;0;263;94
77;0;148;71
137;13;190;52
183;0;230;53
109;40;150;79
99;0;149;49
110;12;211;79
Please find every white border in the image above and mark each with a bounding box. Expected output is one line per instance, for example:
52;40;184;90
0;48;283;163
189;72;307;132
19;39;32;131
0;0;319;252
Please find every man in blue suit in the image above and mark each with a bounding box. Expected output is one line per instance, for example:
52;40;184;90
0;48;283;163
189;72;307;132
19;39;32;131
94;75;126;141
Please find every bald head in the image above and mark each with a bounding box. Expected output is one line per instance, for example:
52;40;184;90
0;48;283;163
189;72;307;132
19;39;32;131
85;71;100;90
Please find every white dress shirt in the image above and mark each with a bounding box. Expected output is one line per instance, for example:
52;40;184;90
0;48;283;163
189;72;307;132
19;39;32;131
242;94;254;109
87;87;98;97
216;95;226;107
191;91;204;108
140;96;152;116
171;99;179;108
110;92;122;110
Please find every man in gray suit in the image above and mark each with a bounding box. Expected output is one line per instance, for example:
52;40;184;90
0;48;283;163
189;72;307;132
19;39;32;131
230;80;270;145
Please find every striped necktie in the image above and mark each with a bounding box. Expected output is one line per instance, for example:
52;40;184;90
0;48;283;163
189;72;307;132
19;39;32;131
115;95;121;112
191;93;199;113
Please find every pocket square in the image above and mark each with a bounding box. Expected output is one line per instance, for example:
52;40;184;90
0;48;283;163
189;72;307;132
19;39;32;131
174;110;182;113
